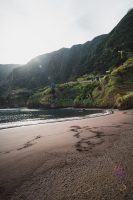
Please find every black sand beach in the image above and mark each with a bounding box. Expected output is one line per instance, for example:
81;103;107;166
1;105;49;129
0;110;133;200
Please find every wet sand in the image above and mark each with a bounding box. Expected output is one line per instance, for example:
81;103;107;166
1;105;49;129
0;110;133;200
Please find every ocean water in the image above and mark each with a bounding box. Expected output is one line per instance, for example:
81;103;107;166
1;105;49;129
0;108;108;129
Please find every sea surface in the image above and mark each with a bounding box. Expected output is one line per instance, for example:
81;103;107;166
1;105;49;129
0;108;109;129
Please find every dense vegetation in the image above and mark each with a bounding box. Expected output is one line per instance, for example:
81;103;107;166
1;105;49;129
27;58;133;110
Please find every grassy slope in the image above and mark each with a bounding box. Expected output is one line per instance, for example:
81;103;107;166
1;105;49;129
27;58;133;110
92;58;133;108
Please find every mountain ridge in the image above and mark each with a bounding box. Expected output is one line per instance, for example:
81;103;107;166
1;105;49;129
0;9;133;109
7;34;108;89
7;9;133;90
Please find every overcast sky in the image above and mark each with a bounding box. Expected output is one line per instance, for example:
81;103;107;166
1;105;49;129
0;0;133;64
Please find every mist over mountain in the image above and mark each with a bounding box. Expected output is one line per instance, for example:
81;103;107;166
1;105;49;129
0;64;20;85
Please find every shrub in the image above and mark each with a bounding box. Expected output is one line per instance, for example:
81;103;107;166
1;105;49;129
115;92;133;109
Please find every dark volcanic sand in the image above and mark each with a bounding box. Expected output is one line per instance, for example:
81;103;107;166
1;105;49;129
0;110;133;200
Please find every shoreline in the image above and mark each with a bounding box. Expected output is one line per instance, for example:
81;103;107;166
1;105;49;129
0;108;112;130
0;110;133;200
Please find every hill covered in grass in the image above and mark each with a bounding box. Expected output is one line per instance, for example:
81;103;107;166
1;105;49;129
27;58;133;110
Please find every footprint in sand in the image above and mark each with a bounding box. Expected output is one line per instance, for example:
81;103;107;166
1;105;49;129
0;151;10;154
70;125;105;152
17;141;34;150
70;126;82;138
17;135;42;151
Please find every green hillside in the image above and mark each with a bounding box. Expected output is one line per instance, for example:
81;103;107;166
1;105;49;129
0;10;133;109
27;58;133;110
